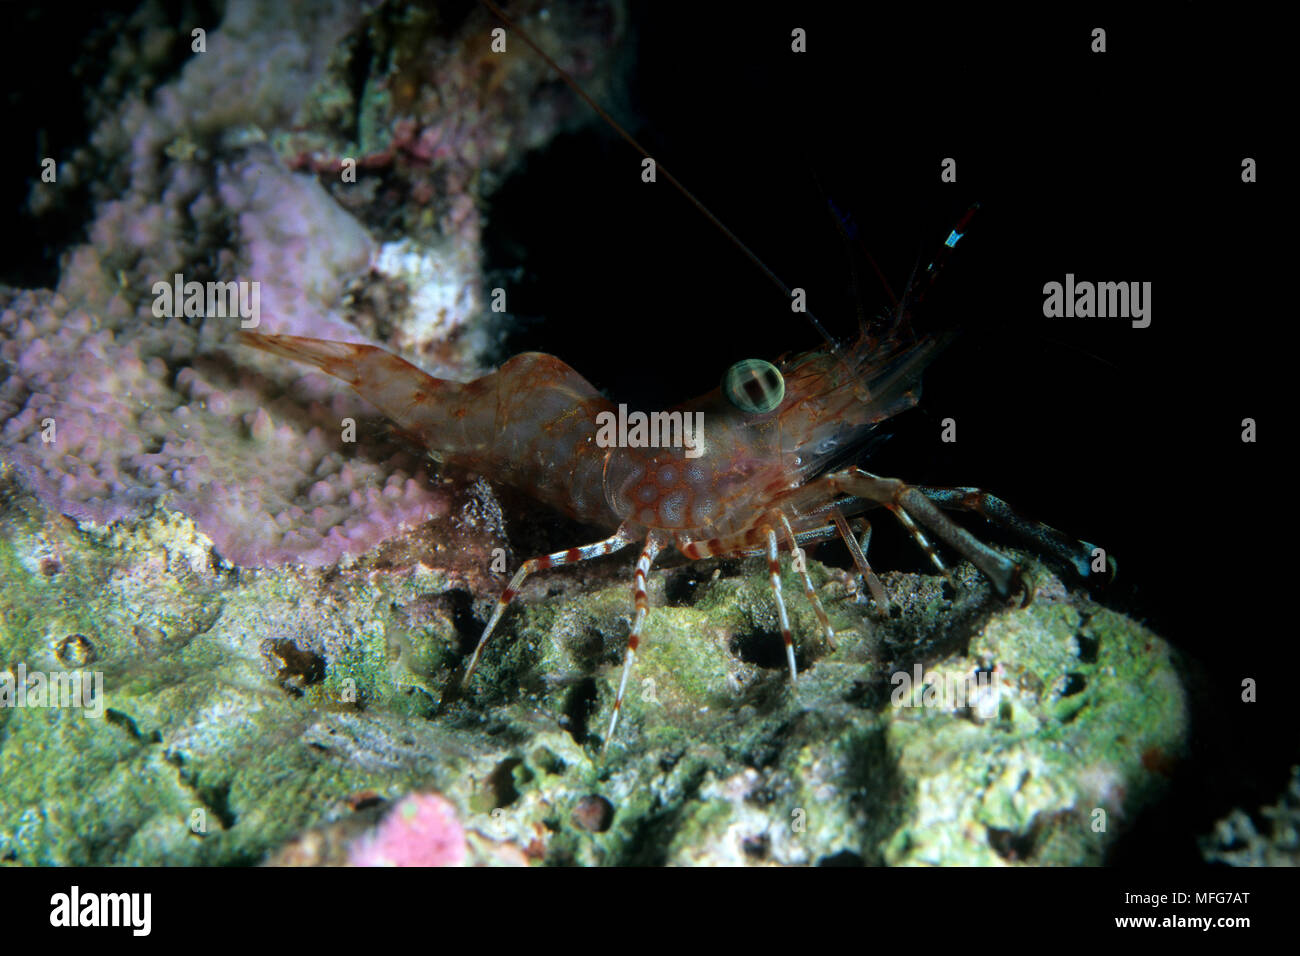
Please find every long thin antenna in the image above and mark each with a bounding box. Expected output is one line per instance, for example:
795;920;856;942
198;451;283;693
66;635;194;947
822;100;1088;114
476;0;844;356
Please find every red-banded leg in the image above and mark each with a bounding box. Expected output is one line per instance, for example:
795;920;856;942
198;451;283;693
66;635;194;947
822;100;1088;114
885;499;952;580
463;525;635;686
779;513;836;650
760;525;799;683
830;508;890;613
825;468;1023;597
604;532;667;750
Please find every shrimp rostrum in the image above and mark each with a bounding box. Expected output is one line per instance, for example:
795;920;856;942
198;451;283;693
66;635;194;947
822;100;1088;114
243;303;1105;746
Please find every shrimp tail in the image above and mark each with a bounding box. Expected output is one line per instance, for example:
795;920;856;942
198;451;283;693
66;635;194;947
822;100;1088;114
241;332;617;525
242;331;465;433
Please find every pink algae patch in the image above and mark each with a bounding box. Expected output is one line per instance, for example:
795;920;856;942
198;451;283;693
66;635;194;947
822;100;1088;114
346;793;467;867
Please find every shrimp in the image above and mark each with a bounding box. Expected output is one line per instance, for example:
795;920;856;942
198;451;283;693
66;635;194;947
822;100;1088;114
241;1;1108;747
241;311;1102;746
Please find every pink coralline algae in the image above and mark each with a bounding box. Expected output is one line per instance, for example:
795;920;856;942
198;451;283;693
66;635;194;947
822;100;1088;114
0;0;624;567
0;170;446;566
346;793;467;867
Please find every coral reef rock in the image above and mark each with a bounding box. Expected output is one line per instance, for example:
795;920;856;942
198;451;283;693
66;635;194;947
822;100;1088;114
1;480;1187;865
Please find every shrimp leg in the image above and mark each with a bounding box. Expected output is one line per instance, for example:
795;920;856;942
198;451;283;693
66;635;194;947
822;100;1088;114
464;525;636;686
822;467;1024;597
675;521;841;653
913;486;1107;580
762;525;800;683
758;517;846;681
604;533;667;751
886;499;954;579
779;514;836;649
830;509;890;613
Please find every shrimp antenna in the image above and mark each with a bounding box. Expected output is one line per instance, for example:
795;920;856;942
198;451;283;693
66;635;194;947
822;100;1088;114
475;0;844;358
810;168;899;318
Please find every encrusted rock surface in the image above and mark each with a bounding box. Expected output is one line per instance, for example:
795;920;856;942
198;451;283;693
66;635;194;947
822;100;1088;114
0;471;1187;866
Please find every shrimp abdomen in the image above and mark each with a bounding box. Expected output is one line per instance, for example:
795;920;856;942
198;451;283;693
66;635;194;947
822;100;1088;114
242;333;617;525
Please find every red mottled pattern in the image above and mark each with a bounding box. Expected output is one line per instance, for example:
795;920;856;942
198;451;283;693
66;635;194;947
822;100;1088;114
244;322;1101;749
242;326;935;549
243;334;617;526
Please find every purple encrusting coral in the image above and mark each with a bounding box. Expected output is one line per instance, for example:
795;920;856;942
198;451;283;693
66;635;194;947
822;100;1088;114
0;152;441;566
0;0;624;566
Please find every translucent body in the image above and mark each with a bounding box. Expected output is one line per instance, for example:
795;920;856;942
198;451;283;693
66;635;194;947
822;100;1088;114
242;327;936;549
243;328;1100;747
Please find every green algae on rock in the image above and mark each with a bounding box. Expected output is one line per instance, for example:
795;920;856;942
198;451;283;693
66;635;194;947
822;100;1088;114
0;469;1186;865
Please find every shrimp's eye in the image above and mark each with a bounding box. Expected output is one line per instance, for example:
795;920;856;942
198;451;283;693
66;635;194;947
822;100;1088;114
724;359;784;413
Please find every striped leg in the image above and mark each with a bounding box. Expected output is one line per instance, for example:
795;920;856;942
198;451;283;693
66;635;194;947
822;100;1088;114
779;514;836;650
762;525;799;683
830;509;890;613
463;525;634;686
604;533;667;750
886;501;952;579
826;467;1022;597
914;486;1109;580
